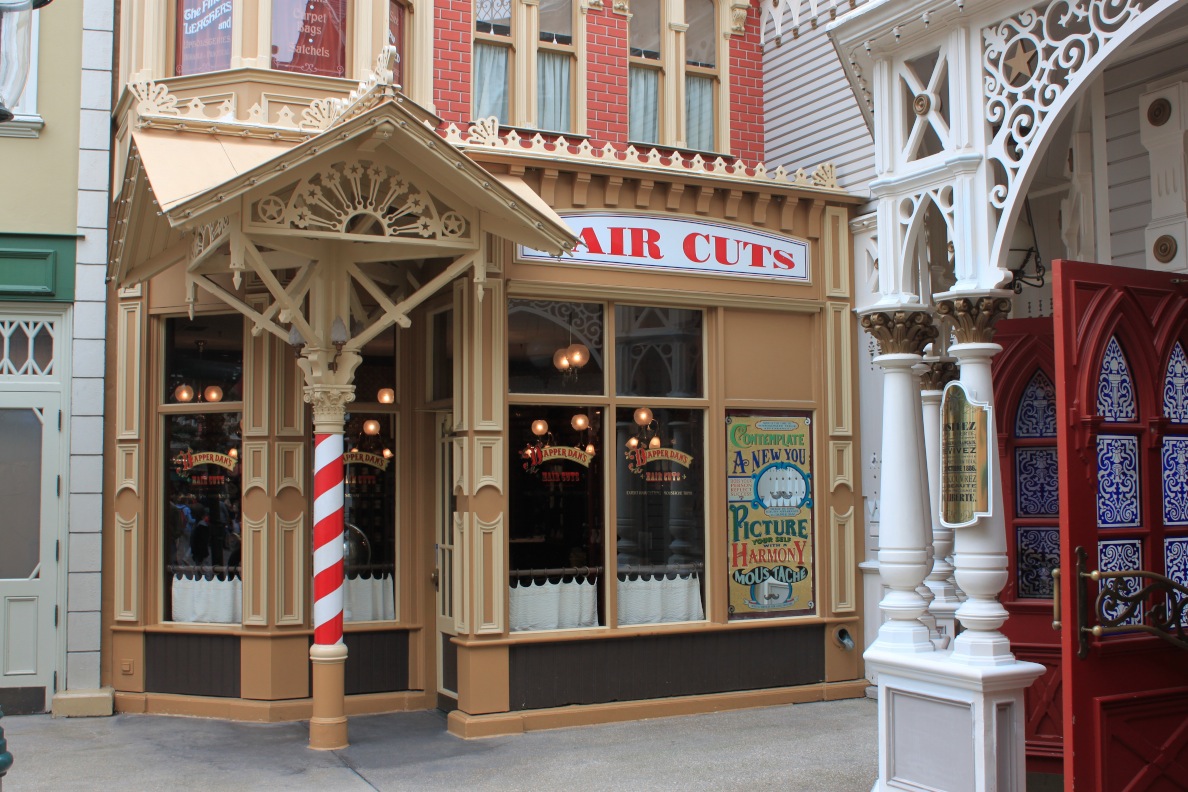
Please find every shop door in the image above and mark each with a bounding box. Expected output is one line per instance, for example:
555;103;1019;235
434;413;459;705
992;317;1064;775
0;391;60;713
1052;259;1188;790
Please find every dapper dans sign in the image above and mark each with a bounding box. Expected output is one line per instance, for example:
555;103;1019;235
522;444;594;477
344;451;391;471
520;213;810;282
725;413;815;619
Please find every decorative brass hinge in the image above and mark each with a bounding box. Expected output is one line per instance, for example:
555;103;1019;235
1073;546;1188;659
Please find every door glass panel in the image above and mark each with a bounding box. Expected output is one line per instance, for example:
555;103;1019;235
343;413;397;622
1097;434;1141;528
1098;539;1143;626
1097;336;1137;421
1163;437;1188;526
1165;538;1188;626
1015;447;1059;517
1016;527;1059;599
1015;370;1057;437
1165;342;1188;423
0;408;42;579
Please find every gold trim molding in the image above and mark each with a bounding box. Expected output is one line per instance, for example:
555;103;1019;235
859;309;938;356
935;295;1012;345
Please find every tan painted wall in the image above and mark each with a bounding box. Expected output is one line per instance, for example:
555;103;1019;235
0;2;85;234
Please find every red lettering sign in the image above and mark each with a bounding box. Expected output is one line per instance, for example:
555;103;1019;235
271;0;348;78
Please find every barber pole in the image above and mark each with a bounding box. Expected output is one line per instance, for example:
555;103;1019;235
312;433;345;645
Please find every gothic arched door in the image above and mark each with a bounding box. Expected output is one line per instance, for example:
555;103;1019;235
993;317;1063;775
1053;259;1188;790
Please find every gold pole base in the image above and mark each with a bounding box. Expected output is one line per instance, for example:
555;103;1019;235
308;642;349;751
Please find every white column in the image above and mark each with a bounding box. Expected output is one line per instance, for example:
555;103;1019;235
937;295;1015;665
861;310;938;654
920;358;962;640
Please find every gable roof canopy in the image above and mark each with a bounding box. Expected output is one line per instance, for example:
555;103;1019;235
109;94;578;287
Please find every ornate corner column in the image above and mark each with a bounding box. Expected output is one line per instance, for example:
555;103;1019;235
295;264;363;751
919;354;962;640
860;309;939;653
935;294;1015;664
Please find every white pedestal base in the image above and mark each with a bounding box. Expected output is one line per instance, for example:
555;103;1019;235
866;647;1043;792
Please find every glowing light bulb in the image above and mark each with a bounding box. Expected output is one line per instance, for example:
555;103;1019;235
571;413;589;431
566;343;589;368
531;419;549;437
228;447;238;459
203;385;223;403
174;384;194;403
634;407;653;427
552;349;570;371
382;448;394;459
363;419;381;436
649;435;661;449
585;443;596;456
377;388;395;404
626;436;639;450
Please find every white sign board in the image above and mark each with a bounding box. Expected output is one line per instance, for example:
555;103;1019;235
519;212;810;282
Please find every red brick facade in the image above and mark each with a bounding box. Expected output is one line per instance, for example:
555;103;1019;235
431;0;764;160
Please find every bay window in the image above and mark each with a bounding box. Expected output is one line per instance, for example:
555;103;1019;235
175;0;233;76
161;315;244;624
508;300;706;632
271;0;348;78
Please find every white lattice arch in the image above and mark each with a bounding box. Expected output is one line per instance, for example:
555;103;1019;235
898;187;955;300
986;0;1181;279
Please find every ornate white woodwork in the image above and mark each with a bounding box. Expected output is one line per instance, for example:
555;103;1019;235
1139;81;1188;271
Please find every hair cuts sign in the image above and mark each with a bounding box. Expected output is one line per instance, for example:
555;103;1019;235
520;213;810;282
725;413;815;619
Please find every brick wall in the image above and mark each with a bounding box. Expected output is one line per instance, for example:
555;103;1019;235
728;5;764;163
585;8;629;143
434;0;472;127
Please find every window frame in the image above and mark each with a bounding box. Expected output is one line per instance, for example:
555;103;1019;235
506;298;711;632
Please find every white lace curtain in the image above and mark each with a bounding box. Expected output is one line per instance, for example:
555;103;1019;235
474;42;509;121
618;573;703;625
537;50;571;133
510;576;599;631
685;74;714;151
344;573;396;622
629;65;659;143
171;573;242;624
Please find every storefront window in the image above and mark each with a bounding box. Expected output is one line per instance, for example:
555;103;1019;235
508;300;706;631
388;0;405;86
343;412;397;621
162;315;244;624
508;299;604;395
271;0;348;78
175;0;232;76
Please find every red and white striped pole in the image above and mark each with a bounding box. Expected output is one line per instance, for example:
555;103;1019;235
309;431;349;750
312;433;345;646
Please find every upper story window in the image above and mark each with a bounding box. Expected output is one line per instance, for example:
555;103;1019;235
629;0;719;151
176;0;233;76
473;0;579;133
272;0;348;78
474;0;512;122
388;0;405;86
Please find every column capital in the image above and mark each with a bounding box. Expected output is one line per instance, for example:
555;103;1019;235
304;384;356;433
859;309;938;356
934;293;1012;344
918;358;959;391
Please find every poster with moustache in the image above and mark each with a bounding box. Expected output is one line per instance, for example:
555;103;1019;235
725;412;815;620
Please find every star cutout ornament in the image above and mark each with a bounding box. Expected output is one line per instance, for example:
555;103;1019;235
1004;40;1037;85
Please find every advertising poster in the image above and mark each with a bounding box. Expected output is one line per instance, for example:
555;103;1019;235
939;380;993;528
726;412;815;619
176;0;233;76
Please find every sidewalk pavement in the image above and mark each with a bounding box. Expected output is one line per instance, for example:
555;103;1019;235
2;698;877;791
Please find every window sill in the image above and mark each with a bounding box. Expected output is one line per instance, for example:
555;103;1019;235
0;114;45;139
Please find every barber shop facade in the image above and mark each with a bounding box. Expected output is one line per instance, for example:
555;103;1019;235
102;0;865;737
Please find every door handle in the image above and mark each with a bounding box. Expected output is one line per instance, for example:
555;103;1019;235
1051;567;1061;631
430;569;440;590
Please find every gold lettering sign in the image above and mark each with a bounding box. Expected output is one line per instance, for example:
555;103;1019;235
940;382;993;528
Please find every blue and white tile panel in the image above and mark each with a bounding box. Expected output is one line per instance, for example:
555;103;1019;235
1098;539;1143;626
1165;537;1188;627
1097;336;1137;422
1017;527;1060;599
1016;447;1059;516
1165;342;1188;423
1015;370;1058;438
1163;437;1188;526
1097;435;1141;528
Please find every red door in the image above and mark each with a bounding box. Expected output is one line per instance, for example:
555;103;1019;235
993;317;1063;774
1053;259;1188;791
